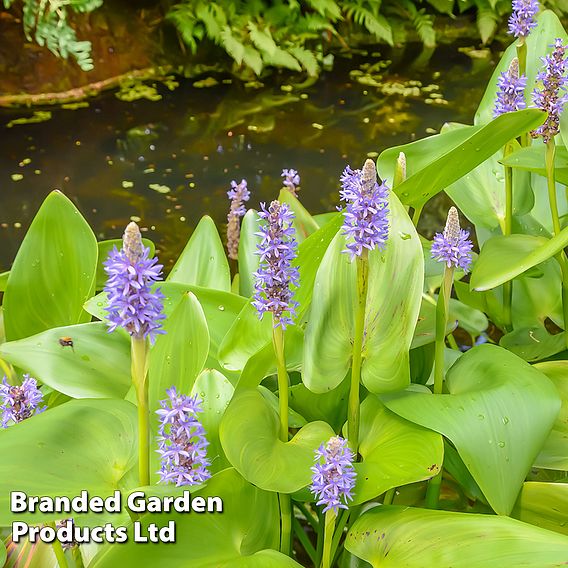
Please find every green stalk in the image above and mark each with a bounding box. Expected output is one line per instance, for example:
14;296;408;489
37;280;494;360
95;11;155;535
330;508;351;567
47;522;68;568
321;510;336;568
292;514;317;566
545;140;568;350
433;266;454;395
412;205;423;227
425;470;443;509
0;357;16;383
383;488;396;505
273;320;291;554
516;37;527;77
347;251;369;454
503;142;514;330
131;336;150;486
72;547;84;568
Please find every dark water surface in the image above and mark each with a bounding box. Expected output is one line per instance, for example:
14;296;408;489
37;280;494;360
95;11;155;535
0;42;497;272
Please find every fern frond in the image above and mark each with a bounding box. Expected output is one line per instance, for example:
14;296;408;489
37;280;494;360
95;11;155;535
220;26;245;65
288;45;319;76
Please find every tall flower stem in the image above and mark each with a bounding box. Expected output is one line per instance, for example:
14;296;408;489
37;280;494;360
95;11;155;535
132;336;150;486
545;140;568;350
517;38;527;78
503;142;515;330
434;266;454;396
0;358;15;383
273;318;291;554
47;522;69;568
348;251;369;454
321;510;336;568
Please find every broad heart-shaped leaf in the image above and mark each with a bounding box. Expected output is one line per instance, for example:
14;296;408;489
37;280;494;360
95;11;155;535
3;190;97;341
167;215;231;292
351;396;443;505
512;482;568;536
278;188;319;242
303;192;423;394
0;322;130;399
345;505;568;567
238;208;261;298
533;361;568;470
91;468;301;568
381;344;561;515
471;230;568;291
375;109;545;211
500;144;568;185
191;368;234;474
219;389;335;493
0;399;137;525
96;238;155;289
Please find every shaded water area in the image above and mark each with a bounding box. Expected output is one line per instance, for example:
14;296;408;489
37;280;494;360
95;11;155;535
0;42;498;272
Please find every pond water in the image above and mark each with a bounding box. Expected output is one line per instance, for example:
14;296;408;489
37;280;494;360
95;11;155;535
0;42;497;272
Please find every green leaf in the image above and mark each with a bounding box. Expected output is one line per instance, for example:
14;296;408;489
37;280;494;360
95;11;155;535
167;215;231;292
500;326;566;362
533;361;568;470
91;468;301;567
219;389;335;492
345;505;568;567
471;230;568;290
238;209;261;297
288;46;319;76
0;322;130;399
512;482;568;536
243;45;263;76
500;144;568;185
0;539;5;567
0;399;137;525
96;238;154;289
220;26;244;65
376;110;546;211
352;396;443;505
303;193;423;393
3;190;97;340
382;344;561;515
0;270;8;292
278;189;320;242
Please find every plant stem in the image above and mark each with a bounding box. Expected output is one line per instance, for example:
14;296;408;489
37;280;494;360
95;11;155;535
292;514;317;566
503;143;514;331
321;510;336;568
425;470;443;509
348;251;369;454
47;523;68;568
516;37;527;77
412;205;423;227
273;319;291;554
545;140;568;350
0;357;16;383
433;266;454;395
330;508;351;566
295;502;318;533
131;336;150;486
383;488;396;505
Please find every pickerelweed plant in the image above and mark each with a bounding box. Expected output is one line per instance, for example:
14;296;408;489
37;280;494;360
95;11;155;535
1;3;568;567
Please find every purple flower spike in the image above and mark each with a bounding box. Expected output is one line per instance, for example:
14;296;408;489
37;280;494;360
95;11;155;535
310;436;356;515
0;375;45;428
431;207;473;273
226;179;250;260
103;222;166;343
508;0;539;38
494;58;527;117
282;168;300;196
532;39;568;143
156;387;211;487
252;200;299;329
340;159;389;261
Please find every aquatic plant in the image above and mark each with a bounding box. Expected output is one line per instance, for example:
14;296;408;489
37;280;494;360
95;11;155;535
493;58;527;117
0;375;44;427
281;169;300;196
226;179;250;260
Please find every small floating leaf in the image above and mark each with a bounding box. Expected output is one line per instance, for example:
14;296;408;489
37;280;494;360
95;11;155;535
148;183;171;194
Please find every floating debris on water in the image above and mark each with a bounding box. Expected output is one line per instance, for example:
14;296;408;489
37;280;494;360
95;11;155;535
149;183;171;194
7;111;52;128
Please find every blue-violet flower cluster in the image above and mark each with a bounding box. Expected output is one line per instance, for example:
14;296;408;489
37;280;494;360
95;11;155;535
103;222;165;343
227;179;250;260
252;200;299;329
431;207;473;273
0;375;45;428
508;0;539;38
156;387;211;486
493;58;527;117
532;38;568;143
340;159;389;261
310;436;356;515
281;168;300;196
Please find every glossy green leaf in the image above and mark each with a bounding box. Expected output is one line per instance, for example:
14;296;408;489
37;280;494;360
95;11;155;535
500;326;566;362
91;468;299;567
238;208;261;297
303;192;423;393
512;482;568;536
376;110;545;210
191;368;234;473
0;271;8;292
533;361;568;470
167;215;231;291
0;322;130;399
351;396;443;505
382;344;561;515
96;238;155;289
278;188;319;241
345;505;568;567
3;191;97;341
500;145;568;185
0;399;137;525
219;389;335;492
471;231;568;291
